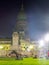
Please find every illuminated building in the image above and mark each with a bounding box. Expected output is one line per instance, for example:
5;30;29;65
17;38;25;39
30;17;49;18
0;4;31;57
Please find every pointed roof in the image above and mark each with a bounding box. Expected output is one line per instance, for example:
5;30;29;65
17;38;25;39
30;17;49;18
21;0;24;11
14;1;27;32
17;3;26;20
21;3;24;11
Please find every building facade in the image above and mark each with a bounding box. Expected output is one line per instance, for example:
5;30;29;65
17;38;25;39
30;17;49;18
0;4;32;57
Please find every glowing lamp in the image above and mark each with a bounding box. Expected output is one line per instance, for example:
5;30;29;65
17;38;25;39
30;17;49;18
38;39;44;47
0;45;3;49
44;33;49;42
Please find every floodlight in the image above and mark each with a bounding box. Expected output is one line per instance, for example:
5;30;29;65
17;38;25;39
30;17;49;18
27;45;33;52
44;33;49;42
38;39;44;47
29;45;33;49
27;48;30;52
0;45;3;49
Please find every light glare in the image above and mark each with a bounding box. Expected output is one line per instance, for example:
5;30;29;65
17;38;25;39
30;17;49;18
38;39;44;47
0;45;3;49
44;33;49;42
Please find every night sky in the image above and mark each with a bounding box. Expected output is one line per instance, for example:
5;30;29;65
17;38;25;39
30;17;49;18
0;0;49;40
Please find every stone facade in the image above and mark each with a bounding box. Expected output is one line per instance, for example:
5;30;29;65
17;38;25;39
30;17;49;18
0;4;32;57
12;32;19;46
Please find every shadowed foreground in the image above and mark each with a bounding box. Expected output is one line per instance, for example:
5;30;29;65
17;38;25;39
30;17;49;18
0;57;49;65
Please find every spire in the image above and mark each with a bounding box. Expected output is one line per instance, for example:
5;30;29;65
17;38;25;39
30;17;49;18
21;0;24;11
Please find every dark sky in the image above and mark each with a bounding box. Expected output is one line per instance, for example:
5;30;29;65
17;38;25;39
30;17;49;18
0;0;49;40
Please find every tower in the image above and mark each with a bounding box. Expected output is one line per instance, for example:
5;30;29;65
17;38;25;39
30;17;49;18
15;4;28;41
12;3;29;48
